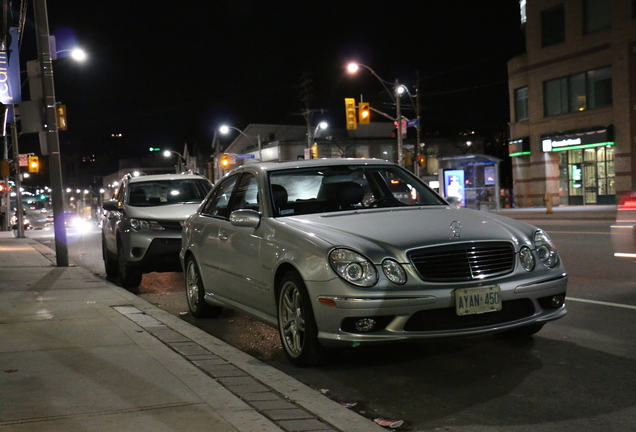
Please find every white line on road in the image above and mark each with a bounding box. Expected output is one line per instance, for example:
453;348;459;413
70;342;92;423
567;296;636;310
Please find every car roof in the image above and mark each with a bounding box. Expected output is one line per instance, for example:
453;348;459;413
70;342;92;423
235;158;395;173
127;173;210;183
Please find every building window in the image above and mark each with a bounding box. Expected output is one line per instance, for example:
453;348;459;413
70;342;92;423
541;4;565;47
584;0;610;34
544;67;612;116
514;87;529;121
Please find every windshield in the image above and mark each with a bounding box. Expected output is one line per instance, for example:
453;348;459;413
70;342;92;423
127;179;212;207
269;165;446;217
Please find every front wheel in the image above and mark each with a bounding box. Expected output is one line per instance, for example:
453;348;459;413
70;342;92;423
277;271;328;367
102;236;118;278
117;242;142;290
185;256;222;319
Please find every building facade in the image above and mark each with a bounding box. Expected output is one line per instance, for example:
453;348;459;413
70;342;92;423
508;0;635;207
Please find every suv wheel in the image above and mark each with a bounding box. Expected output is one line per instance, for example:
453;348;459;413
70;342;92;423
117;242;142;290
102;236;118;278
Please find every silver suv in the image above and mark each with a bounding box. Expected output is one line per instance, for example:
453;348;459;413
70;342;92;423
102;172;213;289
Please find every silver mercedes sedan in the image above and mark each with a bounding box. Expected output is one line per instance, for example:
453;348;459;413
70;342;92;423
180;159;567;366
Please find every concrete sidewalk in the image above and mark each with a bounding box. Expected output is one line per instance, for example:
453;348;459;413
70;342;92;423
0;237;385;432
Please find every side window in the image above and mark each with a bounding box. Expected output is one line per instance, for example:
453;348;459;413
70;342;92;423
229;174;260;213
201;175;238;219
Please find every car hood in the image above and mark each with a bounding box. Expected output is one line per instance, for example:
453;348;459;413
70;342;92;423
278;206;536;261
124;203;202;220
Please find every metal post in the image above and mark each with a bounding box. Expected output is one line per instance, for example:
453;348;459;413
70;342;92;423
3;134;10;231
395;79;404;167
33;0;68;266
10;122;24;237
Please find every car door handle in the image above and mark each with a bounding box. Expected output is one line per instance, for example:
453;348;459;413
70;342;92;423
219;230;228;242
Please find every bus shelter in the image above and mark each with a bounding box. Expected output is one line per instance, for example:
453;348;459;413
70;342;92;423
437;154;502;211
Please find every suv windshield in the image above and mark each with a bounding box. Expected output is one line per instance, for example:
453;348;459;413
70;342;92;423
127;179;212;206
269;165;446;217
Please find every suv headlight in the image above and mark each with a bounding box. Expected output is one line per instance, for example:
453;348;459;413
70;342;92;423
534;229;559;268
130;218;164;231
329;248;378;287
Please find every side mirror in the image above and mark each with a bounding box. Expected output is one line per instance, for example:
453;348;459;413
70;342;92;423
230;209;261;228
102;199;120;212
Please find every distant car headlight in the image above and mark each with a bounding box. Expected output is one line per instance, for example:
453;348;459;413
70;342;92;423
382;258;407;284
329;248;378;287
130;218;164;231
534;230;559;268
519;245;535;271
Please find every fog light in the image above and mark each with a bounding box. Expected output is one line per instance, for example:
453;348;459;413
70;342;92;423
549;294;565;308
538;293;566;309
354;318;377;332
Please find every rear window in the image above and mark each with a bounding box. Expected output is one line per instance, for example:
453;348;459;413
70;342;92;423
128;179;212;206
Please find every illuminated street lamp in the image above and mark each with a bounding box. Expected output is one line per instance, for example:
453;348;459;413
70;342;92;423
163;150;185;173
312;121;328;143
53;47;87;62
347;62;405;167
219;125;262;161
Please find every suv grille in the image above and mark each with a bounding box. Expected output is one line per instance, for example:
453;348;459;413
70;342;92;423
409;241;515;282
158;221;183;232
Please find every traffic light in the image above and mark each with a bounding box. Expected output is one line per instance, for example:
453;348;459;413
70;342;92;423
220;154;230;169
149;147;161;152
344;98;357;130
28;156;39;173
358;102;370;124
56;104;68;130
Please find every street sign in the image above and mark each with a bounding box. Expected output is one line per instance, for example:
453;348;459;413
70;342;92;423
19;154;28;167
236;154;255;159
407;119;419;127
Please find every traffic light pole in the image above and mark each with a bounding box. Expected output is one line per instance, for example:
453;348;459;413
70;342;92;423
33;0;68;266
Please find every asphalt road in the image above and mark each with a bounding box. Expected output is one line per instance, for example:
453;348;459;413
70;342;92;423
28;218;636;431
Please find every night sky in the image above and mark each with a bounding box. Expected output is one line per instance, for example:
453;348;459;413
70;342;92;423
17;1;525;173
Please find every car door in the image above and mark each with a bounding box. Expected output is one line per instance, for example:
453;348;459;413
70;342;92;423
216;173;272;315
189;174;239;301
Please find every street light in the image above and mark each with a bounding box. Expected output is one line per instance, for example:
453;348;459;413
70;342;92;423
53;47;87;62
313;121;328;142
163;150;185;173
219;125;262;161
346;62;405;167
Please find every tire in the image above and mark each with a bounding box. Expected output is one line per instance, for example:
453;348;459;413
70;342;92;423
185;256;222;318
497;323;544;339
117;242;142;290
102;236;118;278
277;271;328;367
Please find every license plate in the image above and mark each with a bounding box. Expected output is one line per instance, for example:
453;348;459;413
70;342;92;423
454;285;502;316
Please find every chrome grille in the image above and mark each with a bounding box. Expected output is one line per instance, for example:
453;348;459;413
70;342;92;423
158;221;183;232
409;241;515;282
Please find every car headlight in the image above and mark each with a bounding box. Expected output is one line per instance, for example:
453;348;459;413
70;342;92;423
329;248;378;287
534;229;559;268
382;258;407;284
519;245;535;271
130;218;164;231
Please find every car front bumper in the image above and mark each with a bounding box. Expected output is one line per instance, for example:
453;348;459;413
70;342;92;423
309;273;568;348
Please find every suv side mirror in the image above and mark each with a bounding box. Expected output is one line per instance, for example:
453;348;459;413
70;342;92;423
103;199;120;212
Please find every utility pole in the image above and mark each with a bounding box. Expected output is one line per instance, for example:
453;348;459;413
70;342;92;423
33;0;68;266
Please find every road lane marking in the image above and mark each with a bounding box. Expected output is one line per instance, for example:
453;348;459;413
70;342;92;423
547;231;609;235
567;296;636;310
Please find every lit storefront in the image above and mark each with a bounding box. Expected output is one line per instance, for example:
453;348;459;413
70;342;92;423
541;126;615;205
